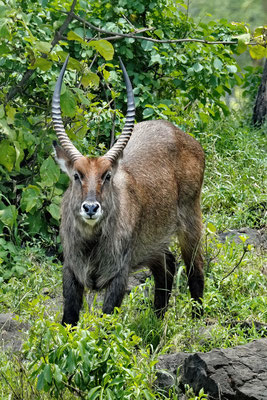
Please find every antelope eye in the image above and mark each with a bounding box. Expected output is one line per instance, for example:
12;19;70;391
74;173;80;181
102;171;111;182
105;172;111;181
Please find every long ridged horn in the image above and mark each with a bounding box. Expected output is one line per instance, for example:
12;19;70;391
52;55;83;162
104;57;135;163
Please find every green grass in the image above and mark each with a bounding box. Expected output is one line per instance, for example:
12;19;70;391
0;113;266;399
199;113;266;230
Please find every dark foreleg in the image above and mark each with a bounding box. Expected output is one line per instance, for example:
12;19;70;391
102;269;129;314
150;251;176;318
62;266;84;326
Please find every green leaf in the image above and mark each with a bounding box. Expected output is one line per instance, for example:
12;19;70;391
0;5;8;18
0;19;11;40
87;386;101;399
141;40;154;51
14;141;24;171
234;73;243;86
37;372;45;391
236;33;250;44
53;365;62;383
47;203;60;220
143;108;154;118
67;30;84;43
0;140;16;171
32;58;52;72
40;157;60;187
89;40;114;61
0;205;17;228
226;65;237;74
193;62;204;72
66;350;75;373
213;58;223;70
43;364;52;384
60;89;77;118
6;105;16;124
34;41;51;54
150;54;162;65
154;29;164;39
239;235;248;243
0;42;9;55
143;389;155;400
81;71;100;88
27;213;46;235
236;40;247;54
177;54;188;64
105;388;115;400
199;112;209;124
254;26;265;38
21;185;41;213
68;57;82;71
249;45;267;60
207;222;216;234
103;69;110;81
234;33;251;54
0;104;4;118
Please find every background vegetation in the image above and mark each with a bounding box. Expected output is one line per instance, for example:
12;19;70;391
0;0;266;398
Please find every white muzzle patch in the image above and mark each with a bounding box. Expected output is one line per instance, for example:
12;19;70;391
80;201;102;225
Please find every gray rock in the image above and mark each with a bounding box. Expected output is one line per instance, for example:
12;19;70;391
127;269;151;293
218;228;267;250
156;352;190;390
0;313;29;352
157;339;267;400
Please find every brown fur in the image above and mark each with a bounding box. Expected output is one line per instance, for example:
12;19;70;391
54;120;205;325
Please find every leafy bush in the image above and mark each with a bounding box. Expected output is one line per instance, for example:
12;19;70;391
23;313;158;399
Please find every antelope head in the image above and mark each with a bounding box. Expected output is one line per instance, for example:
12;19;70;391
52;56;135;226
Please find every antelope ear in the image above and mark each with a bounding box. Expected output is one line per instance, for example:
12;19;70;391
53;141;73;177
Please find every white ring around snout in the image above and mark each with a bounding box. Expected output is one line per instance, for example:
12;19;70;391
80;201;102;225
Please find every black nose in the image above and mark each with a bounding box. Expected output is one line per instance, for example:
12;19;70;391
83;202;99;217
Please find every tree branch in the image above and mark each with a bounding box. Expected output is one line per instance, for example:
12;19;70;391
70;11;258;46
51;0;77;47
6;0;78;102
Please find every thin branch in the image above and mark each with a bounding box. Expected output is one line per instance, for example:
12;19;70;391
122;14;136;30
62;380;86;397
89;54;98;69
6;69;36;102
6;0;78;102
0;371;19;399
70;11;258;46
221;245;248;282
51;0;78;47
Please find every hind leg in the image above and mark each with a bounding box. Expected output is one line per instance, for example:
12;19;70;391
150;251;176;318
178;204;204;316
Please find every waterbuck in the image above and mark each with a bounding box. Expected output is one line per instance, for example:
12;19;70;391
52;56;205;326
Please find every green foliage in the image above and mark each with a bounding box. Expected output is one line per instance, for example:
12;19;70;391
0;243;61;315
242;64;264;103
200;112;266;230
22;312;158;399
